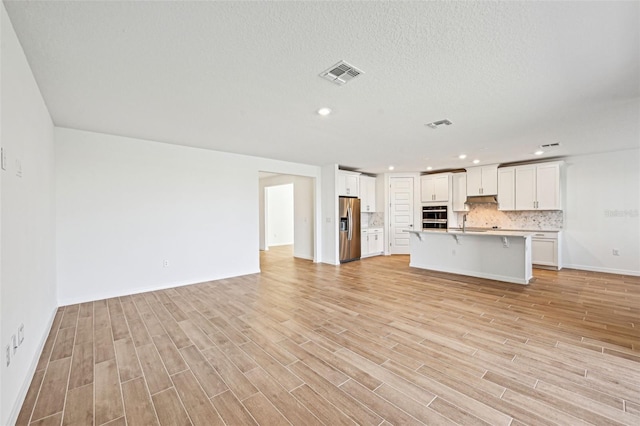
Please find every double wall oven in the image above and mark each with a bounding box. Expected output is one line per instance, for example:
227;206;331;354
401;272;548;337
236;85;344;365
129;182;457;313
422;205;448;229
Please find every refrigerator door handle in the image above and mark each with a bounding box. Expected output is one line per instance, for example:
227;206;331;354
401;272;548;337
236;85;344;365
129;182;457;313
347;206;352;240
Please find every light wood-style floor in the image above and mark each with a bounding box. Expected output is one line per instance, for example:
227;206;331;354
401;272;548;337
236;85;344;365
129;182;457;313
17;246;640;425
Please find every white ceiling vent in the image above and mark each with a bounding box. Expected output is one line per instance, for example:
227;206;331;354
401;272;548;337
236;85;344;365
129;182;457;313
540;142;561;148
320;61;363;85
425;119;453;129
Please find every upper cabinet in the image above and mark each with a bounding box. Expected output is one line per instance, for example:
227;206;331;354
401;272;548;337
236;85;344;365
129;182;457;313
497;161;563;211
497;167;516;211
466;165;498;196
515;162;562;210
451;173;469;212
338;171;360;197
360;175;377;212
421;174;449;203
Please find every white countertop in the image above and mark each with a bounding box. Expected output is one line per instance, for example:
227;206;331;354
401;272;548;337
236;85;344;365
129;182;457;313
409;229;534;238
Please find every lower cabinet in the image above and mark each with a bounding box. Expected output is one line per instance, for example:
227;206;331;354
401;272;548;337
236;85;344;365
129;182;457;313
362;228;384;258
531;231;562;270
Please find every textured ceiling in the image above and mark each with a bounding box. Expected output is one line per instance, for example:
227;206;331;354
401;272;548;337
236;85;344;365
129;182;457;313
4;1;639;173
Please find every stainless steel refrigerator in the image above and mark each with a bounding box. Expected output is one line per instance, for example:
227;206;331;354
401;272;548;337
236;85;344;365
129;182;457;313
339;197;361;263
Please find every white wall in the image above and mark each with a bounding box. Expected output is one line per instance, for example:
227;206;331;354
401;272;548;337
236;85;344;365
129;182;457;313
259;175;314;260
55;127;322;305
563;149;640;275
321;164;338;265
1;4;57;424
266;184;294;247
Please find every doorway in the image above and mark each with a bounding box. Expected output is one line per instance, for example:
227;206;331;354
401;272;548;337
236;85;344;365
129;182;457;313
265;184;294;249
259;172;315;263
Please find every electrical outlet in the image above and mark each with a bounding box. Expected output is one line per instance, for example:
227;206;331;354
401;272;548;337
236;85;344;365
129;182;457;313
11;335;17;354
163;260;169;267
1;147;6;170
5;344;10;366
18;324;24;345
612;249;620;256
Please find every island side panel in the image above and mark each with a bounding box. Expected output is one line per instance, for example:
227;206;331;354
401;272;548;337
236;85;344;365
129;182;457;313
409;232;533;285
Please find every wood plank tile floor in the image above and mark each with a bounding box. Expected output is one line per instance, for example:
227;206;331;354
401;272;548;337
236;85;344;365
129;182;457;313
17;246;640;425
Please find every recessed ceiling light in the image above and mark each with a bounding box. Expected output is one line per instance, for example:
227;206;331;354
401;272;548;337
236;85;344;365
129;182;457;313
317;107;332;116
426;166;433;171
459;154;467;160
534;150;544;156
473;159;480;164
388;166;395;171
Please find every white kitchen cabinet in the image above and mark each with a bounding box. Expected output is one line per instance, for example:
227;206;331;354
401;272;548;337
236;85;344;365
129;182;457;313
531;231;562;270
515;162;562;210
361;229;369;257
451;173;469;212
360;175;377;212
361;228;383;257
338;171;360;197
497;167;516;211
421;173;449;203
466;165;498;196
368;228;384;255
535;162;562;210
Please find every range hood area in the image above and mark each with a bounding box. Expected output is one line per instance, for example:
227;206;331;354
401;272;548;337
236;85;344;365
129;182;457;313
465;195;498;204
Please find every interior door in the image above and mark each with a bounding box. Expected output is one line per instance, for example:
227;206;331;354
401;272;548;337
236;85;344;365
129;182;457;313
389;177;414;254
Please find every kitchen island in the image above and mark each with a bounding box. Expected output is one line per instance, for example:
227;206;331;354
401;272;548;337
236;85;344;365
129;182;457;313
408;229;533;285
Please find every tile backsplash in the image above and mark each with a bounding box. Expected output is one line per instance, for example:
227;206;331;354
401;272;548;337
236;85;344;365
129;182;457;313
362;212;385;228
454;204;563;230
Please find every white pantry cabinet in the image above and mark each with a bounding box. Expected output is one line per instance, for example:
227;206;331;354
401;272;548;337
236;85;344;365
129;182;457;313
338;171;360;197
421;174;449;203
360;175;377;212
497;167;516;211
451;173;469;212
515;162;562;210
466;165;498;196
531;231;562;270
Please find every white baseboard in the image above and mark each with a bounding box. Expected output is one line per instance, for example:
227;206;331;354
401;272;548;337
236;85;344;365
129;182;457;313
7;306;58;426
57;270;260;306
293;254;313;261
562;263;640;277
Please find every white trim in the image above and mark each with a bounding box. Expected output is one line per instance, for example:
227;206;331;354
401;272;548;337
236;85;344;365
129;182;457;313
293;254;314;261
57;270;259;306
268;242;293;247
7;307;58;426
562;264;640;277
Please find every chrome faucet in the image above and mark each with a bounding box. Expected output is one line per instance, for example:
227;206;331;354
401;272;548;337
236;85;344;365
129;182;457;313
462;214;467;232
